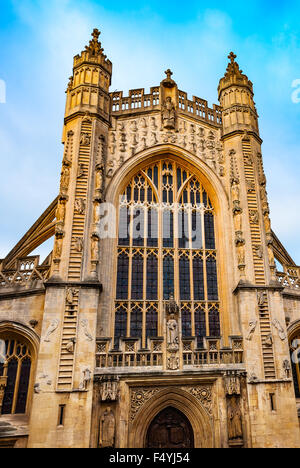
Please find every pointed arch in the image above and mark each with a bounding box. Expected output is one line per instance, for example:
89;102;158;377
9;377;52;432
129;387;214;448
101;145;235;347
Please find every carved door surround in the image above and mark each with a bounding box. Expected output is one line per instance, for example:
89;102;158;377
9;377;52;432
128;383;215;448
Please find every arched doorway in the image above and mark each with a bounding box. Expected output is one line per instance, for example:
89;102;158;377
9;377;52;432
146;407;194;448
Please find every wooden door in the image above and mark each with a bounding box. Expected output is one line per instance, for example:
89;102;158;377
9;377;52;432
146;407;194;448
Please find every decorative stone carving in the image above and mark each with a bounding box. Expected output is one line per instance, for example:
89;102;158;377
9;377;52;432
246;319;257;341
99;376;120;402
255;245;263;259
257;291;267;306
74;237;83;253
167;354;179;370
99;408;116;448
244;153;253;166
34;383;41;394
165;293;179;316
29;320;38;329
263;334;273;347
246;179;255;193
260;186;270;215
272;319;286;341
66;338;76;354
249;210;259;224
235;231;245;247
185;386;213;415
44;319;59;343
66;287;77;305
77;163;85;179
55;224;65;237
74;198;86;215
81;319;93;342
80;368;92;390
224;371;241;396
67;77;73;92
130;388;161;422
248;373;258;384
80;133;91;146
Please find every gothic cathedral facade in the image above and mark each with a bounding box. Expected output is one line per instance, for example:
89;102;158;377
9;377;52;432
0;29;300;448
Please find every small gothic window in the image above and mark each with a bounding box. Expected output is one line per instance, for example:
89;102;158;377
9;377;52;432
114;160;220;349
0;336;32;415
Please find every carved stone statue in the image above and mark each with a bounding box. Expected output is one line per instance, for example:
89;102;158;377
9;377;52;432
227;396;243;440
257;291;267;306
54;237;63;259
162;97;176;130
231;179;240;203
74;237;83;253
99;408;116;448
66;288;77;305
74;198;86;215
81;319;93;342
95;164;104;193
56;201;66;224
44;319;59;342
80;133;91;146
237;244;245;266
250;210;259;224
167;314;179;350
283;359;291;378
246;319;257;341
91;235;99;262
60;167;70;193
66;338;76;354
272;319;286;341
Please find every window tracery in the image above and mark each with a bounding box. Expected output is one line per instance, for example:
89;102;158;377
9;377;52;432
0;336;32;414
114;159;220;349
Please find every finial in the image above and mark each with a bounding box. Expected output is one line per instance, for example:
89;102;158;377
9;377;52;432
228;52;237;64
85;28;103;56
224;51;243;78
92;28;101;41
165;69;173;80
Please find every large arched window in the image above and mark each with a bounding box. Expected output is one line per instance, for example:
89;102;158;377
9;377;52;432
0;335;32;415
114;159;220;349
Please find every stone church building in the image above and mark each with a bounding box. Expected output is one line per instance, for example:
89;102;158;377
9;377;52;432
0;29;300;448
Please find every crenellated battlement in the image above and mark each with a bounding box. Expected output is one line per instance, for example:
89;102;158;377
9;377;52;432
73;50;112;75
110;86;222;127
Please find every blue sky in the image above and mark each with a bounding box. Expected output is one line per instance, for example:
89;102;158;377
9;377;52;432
0;0;300;263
